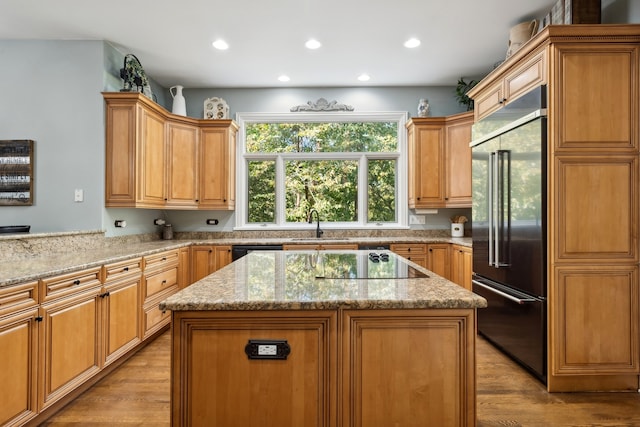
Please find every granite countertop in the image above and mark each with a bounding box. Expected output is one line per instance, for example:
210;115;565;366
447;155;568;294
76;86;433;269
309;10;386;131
160;250;487;311
0;236;471;288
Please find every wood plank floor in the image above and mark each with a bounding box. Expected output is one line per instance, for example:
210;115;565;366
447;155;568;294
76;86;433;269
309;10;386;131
42;331;640;426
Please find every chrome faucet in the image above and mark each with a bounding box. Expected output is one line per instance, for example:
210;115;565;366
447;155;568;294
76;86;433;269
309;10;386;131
307;209;323;238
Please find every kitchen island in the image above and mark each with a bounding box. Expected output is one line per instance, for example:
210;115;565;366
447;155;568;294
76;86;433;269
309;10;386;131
160;250;486;427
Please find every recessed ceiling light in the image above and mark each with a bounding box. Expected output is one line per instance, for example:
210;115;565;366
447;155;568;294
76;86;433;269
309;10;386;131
212;39;229;50
305;39;322;50
357;74;370;82
404;38;421;48
278;75;291;82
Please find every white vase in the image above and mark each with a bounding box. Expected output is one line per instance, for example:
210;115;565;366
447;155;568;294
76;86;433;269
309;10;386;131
170;85;187;116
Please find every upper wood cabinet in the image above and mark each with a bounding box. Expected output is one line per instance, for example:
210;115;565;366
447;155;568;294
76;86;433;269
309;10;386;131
104;92;238;210
406;112;473;209
472;49;547;121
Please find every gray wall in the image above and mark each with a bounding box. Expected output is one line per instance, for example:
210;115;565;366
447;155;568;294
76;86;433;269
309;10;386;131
2;2;638;236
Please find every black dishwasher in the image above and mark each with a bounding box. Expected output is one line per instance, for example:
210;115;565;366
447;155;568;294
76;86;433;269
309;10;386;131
231;245;284;261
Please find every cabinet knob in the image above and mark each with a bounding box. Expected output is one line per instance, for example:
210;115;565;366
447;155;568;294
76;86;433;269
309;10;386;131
35;316;43;322
162;280;167;285
195;199;199;202
123;267;129;271
73;279;81;285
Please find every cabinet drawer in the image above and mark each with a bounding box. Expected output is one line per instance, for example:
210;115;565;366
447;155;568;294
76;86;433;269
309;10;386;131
504;50;546;103
143;302;171;336
40;267;102;302
390;244;427;254
145;267;178;299
0;281;38;317
144;249;179;272
103;257;142;283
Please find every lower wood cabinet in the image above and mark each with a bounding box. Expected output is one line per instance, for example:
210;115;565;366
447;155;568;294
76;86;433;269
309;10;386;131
39;267;103;411
427;243;451;279
101;258;143;367
170;307;477;426
389;243;427;268
190;245;232;283
450;245;473;290
142;250;180;340
0;282;39;427
171;310;337;427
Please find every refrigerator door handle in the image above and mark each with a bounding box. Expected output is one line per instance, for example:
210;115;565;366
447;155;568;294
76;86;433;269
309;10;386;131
472;280;538;305
488;151;496;267
496;149;511;267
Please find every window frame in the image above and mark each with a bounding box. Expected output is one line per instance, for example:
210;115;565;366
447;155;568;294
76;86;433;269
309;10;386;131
235;111;408;230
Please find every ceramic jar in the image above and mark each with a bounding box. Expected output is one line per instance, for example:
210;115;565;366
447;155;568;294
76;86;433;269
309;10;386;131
170;85;187;116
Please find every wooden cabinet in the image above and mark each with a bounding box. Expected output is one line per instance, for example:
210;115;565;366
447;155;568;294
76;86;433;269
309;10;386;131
0;281;39;427
104;92;238;210
451;245;472;290
341;309;477;426
142;250;180;340
178;247;190;289
199;121;238;209
406;112;473;209
104;95;166;207
468;25;640;392
190;245;233;283
389;243;427;268
39;267;103;411
171;310;337;427
100;258;143;367
473;49;547;121
166;121;199;207
427;243;451;279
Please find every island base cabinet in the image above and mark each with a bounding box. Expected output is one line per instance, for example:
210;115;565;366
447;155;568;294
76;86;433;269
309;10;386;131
341;309;477;427
171;311;337;427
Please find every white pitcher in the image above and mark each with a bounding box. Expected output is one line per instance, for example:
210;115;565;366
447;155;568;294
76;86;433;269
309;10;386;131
170;85;187;116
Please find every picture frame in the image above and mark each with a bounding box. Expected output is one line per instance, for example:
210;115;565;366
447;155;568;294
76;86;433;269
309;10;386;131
0;140;34;206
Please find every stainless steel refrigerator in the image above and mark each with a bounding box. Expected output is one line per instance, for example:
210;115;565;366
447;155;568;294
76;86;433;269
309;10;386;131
471;86;547;382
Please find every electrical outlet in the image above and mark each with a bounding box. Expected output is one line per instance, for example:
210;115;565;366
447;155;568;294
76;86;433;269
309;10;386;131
74;189;84;202
409;214;426;225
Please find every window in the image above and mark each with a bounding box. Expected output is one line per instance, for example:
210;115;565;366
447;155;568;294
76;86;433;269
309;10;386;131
236;112;407;230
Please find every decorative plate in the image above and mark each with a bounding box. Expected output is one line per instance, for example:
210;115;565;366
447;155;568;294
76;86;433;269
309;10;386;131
204;97;229;119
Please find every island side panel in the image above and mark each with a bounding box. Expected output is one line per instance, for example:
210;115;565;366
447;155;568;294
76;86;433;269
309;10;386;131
171;310;338;427
340;308;477;427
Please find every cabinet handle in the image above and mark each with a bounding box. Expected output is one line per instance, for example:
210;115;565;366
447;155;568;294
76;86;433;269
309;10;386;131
162;280;167;285
123;267;129;271
209;249;212;253
499;98;507;104
429;248;433;252
100;291;110;298
73;279;81;285
35;316;43;322
162;257;167;261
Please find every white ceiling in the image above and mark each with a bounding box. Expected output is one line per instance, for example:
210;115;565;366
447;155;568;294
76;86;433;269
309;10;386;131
0;0;558;88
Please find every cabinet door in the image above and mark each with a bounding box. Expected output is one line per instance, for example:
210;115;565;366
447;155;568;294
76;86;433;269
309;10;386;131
445;113;473;207
342;309;476;427
0;307;39;427
178;247;191;289
451;245;473;290
214;246;232;271
40;288;101;410
551;265;639;377
138;107;166;206
191;246;215;283
427;244;450;279
105;100;137;206
413;125;446;208
102;277;142;367
199;125;235;209
166;122;199;207
171;311;337;427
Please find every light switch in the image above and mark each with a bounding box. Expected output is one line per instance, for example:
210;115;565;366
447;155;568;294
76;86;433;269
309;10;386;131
74;189;84;202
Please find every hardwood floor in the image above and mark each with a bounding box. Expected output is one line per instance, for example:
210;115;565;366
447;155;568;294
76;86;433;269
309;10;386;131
42;331;640;426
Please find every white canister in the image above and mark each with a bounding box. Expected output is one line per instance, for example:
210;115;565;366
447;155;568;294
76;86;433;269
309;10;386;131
451;223;464;237
170;85;187;116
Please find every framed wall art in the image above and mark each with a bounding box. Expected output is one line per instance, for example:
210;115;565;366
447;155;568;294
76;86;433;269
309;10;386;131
0;140;34;206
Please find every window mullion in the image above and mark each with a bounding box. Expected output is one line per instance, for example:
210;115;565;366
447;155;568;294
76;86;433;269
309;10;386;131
275;154;286;225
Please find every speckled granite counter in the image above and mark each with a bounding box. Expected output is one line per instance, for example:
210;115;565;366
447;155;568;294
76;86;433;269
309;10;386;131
0;234;471;288
160;250;486;311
